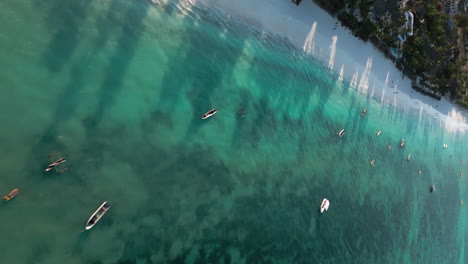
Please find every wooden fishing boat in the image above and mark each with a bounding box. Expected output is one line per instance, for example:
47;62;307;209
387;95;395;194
45;157;67;172
3;188;19;201
201;109;217;119
84;201;110;230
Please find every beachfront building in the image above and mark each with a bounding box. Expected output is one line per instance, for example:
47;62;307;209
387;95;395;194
393;35;405;58
446;0;460;30
404;11;414;36
445;0;460;11
393;11;414;58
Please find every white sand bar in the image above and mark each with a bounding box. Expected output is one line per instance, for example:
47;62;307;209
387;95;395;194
170;0;468;132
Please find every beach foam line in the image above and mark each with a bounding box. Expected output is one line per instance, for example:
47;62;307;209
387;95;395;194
162;0;468;133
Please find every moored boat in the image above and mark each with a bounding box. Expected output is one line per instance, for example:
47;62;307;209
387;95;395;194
361;108;367;116
3;188;19;201
84;201;110;230
430;185;435;193
45;157;67;172
376;129;382;136
400;139;405;148
320;198;330;213
338;129;346;137
201;109;217;119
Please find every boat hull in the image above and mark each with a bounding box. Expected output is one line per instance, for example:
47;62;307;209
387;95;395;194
202;109;217;119
320;199;330;213
3;188;19;201
338;129;345;137
85;201;110;230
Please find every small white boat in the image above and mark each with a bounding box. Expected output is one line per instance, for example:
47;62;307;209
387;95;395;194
84;201;110;230
400;139;405;148
320;198;330;213
338;129;346;137
407;154;411;161
376;129;382;136
201;109;217;119
443;144;448;149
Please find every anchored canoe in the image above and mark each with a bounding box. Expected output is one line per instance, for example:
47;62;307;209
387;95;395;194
84;201;110;230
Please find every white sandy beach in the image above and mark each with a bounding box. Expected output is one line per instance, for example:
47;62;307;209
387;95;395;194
171;0;468;132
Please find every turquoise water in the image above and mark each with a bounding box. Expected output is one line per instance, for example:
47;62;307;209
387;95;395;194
0;0;467;263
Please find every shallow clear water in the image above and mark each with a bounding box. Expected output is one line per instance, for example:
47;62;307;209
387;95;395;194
0;0;467;263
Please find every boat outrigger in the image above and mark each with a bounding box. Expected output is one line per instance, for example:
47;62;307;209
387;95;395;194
338;129;346;137
320;198;330;213
84;201;110;231
3;188;19;201
202;109;217;119
45;157;67;172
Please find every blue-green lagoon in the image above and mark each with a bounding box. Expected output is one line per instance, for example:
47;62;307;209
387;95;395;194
0;0;467;263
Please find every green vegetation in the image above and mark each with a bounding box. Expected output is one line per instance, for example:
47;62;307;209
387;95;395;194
402;36;430;75
378;26;398;48
455;13;468;28
401;4;464;98
425;6;449;48
311;0;467;106
457;99;468;108
357;20;378;41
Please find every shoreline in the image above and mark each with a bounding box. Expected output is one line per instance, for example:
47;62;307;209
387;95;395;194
169;0;468;131
309;0;448;103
